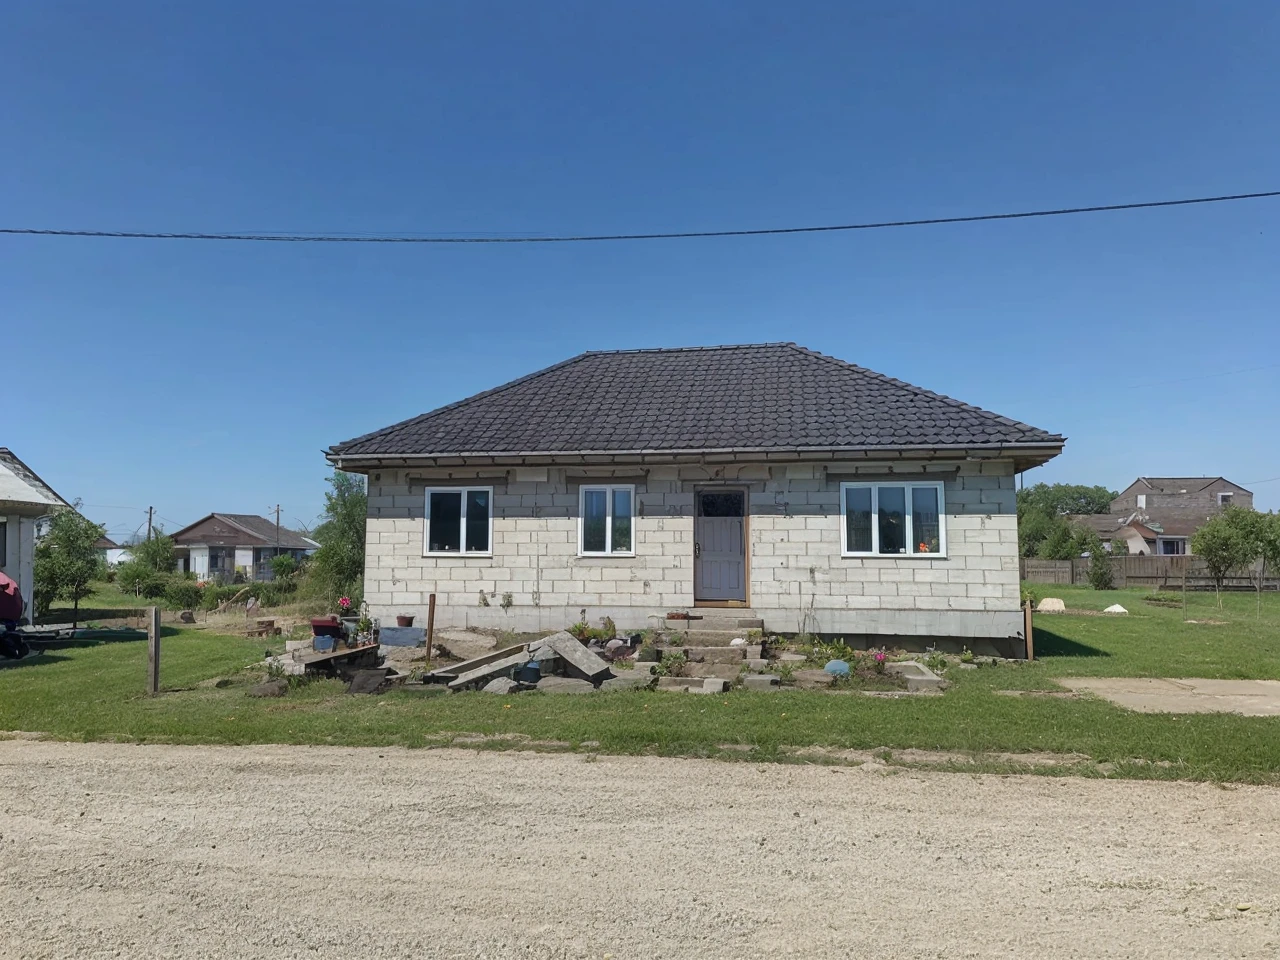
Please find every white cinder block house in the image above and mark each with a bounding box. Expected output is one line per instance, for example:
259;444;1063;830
1;448;71;620
327;344;1064;654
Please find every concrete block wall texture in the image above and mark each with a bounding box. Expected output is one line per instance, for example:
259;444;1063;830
362;459;1024;640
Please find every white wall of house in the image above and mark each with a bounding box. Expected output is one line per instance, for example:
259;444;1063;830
189;546;210;579
362;459;1022;642
1;514;38;620
234;547;255;572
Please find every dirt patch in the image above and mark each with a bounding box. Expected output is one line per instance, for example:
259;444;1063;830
784;744;1093;770
2;741;1277;959
1061;677;1280;716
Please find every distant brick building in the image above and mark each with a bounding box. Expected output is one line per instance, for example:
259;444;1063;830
1073;477;1254;556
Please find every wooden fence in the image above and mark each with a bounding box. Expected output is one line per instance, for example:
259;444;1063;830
1020;555;1278;591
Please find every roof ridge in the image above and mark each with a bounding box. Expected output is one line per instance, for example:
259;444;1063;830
783;343;1045;434
579;342;796;357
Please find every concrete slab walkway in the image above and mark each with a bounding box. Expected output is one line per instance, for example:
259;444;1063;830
1060;677;1280;715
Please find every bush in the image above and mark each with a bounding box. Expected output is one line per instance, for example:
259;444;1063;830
164;578;204;611
270;554;298;580
1088;549;1115;591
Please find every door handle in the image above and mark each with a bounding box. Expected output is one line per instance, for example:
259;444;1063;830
694;542;701;558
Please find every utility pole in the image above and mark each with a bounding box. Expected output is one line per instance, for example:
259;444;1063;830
146;506;154;542
275;504;281;553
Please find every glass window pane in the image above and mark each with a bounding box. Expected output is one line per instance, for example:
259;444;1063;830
582;489;607;552
844;487;872;552
911;487;941;554
465;489;490;552
611;488;632;552
428;492;462;552
698;491;744;517
878;486;906;555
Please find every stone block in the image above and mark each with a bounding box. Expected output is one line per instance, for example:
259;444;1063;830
743;674;780;691
535;676;597;694
600;674;657;691
692;678;730;694
656;677;702;692
482;677;520;694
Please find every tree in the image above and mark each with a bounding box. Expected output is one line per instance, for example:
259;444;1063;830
310;471;367;600
1017;483;1118;517
1083;534;1115;590
32;510;106;626
270;553;298;580
132;529;175;573
1191;511;1252;607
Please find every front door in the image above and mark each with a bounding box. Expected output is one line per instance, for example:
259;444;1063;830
694;488;747;602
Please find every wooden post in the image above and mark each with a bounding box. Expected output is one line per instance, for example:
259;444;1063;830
147;606;161;696
1023;600;1035;661
424;592;436;667
1182;557;1188;620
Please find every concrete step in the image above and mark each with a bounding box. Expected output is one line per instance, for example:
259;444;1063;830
662;629;756;646
683;646;747;664
686;663;744;681
665;615;763;632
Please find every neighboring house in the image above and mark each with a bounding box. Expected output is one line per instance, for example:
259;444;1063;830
94;536;133;566
169;514;318;581
326;344;1064;654
1071;477;1254;556
0;448;72;620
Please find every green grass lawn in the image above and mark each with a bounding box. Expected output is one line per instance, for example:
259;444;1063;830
4;586;1277;784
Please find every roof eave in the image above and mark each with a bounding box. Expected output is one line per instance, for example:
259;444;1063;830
326;440;1065;473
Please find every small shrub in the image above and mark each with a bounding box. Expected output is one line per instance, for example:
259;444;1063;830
568;621;591;641
667;631;685;647
1088;549;1115;591
500;592;513;610
636;643;660;663
164;578;203;611
773;662;797;684
1020;583;1040;607
923;650;948;674
270;554;298;580
478;590;490;607
654;650;688;678
599;616;616;640
960;647;975;664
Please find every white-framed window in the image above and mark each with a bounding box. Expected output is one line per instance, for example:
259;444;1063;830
1218;492;1234;506
841;481;946;557
578;484;635;556
423;486;493;556
1136;494;1146;509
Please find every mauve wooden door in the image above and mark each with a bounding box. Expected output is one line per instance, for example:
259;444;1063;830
694;490;746;602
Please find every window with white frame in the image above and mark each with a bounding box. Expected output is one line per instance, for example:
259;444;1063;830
423;487;492;555
841;482;946;556
578;484;634;555
1218;492;1234;507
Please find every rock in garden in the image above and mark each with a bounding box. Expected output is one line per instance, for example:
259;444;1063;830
535;676;597;694
742;674;780;691
1036;598;1066;613
1103;604;1128;615
482;677;520;694
247;679;287;698
179;610;196;624
729;637;747;646
793;669;834;690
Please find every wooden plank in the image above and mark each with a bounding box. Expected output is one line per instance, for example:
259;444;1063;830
447;652;529;691
425;643;528;680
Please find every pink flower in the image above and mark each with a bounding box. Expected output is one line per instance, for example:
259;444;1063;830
874;651;886;663
338;597;351;609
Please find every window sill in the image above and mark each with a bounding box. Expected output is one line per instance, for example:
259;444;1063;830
577;552;637;559
423;552;493;559
842;552;949;560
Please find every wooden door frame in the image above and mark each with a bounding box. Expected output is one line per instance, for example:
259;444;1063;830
692;484;750;607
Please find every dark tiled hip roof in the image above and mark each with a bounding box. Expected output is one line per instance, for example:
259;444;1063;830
329;343;1064;458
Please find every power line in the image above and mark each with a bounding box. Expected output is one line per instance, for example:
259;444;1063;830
1242;476;1280;486
2;190;1277;245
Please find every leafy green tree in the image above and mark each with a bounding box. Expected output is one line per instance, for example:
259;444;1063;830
1083;534;1115;590
33;510;106;625
1017;483;1117;517
1191;511;1253;607
270;553;298;580
132;530;175;573
310;471;367;601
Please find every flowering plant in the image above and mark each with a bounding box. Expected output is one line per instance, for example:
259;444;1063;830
338;596;352;612
873;650;887;674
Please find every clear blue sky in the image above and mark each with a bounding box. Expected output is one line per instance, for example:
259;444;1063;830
4;0;1278;540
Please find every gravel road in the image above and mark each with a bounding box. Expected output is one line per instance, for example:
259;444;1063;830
2;740;1277;959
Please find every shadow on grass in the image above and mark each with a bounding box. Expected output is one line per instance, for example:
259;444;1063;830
1034;628;1111;658
0;653;73;671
